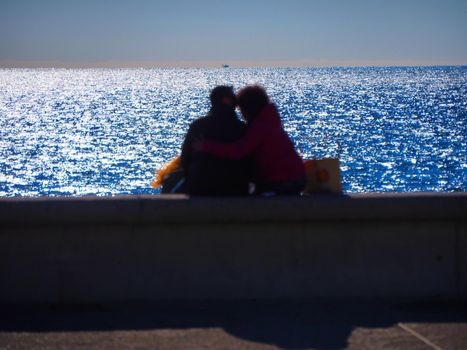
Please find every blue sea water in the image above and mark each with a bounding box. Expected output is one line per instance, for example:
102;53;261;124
0;67;466;196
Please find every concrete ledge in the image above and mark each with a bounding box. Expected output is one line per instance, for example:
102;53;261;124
0;193;465;303
0;193;465;224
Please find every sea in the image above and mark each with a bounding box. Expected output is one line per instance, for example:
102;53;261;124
0;66;465;196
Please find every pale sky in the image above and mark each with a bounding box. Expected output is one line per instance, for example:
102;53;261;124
1;0;466;67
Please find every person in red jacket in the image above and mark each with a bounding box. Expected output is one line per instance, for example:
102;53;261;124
199;85;305;195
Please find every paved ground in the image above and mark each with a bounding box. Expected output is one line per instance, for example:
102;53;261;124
1;299;466;350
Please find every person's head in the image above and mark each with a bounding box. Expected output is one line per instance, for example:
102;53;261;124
210;85;236;109
236;85;270;122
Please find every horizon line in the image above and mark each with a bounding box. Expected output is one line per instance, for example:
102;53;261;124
1;59;466;69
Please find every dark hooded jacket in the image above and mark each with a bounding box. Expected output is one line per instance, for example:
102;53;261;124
180;105;251;195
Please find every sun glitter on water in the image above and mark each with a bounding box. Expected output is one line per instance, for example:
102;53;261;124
0;66;465;196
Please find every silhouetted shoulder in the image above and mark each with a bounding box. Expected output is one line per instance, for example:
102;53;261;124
185;116;210;136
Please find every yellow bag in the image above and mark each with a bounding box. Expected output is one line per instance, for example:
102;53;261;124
151;156;181;189
303;158;343;194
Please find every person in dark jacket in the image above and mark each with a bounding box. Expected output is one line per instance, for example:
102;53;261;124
180;86;251;195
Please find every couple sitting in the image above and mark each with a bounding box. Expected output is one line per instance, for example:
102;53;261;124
178;85;305;196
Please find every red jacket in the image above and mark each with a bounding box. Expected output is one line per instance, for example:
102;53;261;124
201;104;305;183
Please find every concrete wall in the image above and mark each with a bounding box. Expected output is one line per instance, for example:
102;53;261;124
0;193;465;303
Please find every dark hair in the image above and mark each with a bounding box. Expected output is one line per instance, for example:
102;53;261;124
210;85;235;107
237;85;269;120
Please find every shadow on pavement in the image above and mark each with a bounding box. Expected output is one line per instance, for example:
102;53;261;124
1;299;466;349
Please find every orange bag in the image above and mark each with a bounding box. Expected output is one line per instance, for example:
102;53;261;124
303;158;343;194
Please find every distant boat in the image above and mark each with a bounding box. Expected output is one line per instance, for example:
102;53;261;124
222;64;230;68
